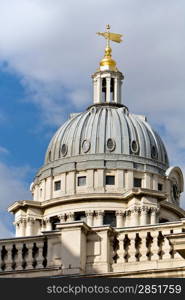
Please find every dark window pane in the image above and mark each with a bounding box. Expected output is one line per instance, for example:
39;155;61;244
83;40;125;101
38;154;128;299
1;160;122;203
134;178;142;187
106;175;115;185
103;212;116;227
54;180;61;191
77;176;86;186
74;211;86;222
159;218;169;223
158;183;163;191
50;216;60;230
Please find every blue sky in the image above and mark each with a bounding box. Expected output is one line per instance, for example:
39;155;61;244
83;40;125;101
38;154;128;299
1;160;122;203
0;0;185;237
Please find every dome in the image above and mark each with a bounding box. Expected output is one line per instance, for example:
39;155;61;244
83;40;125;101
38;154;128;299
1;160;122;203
45;103;169;168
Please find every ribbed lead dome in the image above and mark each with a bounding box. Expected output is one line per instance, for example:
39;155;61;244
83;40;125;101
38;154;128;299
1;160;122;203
45;104;169;167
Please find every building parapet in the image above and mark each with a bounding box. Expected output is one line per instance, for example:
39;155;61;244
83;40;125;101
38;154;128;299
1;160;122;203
1;220;185;277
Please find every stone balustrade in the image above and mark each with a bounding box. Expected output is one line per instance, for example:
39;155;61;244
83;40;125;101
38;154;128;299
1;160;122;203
0;232;61;276
1;220;185;277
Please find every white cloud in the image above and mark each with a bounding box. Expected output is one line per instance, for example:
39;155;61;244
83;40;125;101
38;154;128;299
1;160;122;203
0;160;32;238
0;1;185;206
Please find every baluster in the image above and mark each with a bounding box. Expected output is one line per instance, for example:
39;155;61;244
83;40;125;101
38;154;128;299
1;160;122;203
151;231;159;261
5;244;13;271
26;242;33;269
116;234;125;264
16;243;23;270
139;232;148;262
161;230;171;260
128;233;137;262
36;241;44;268
11;244;18;270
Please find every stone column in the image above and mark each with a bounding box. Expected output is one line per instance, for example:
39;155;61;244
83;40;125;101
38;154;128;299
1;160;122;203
15;222;20;237
93;78;97;103
41;219;46;232
150;207;157;225
116;211;124;228
26;218;34;236
67;212;74;222
45;218;52;231
140;206;148;225
96;76;102;103
86;211;94;226
18;219;26;237
95;211;104;226
114;77;118;103
124;210;131;227
58;214;66;223
130;208;139;226
106;77;111;102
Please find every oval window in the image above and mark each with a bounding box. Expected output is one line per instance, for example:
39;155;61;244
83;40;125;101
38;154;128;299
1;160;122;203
151;145;158;159
82;139;91;153
61;144;68;157
131;140;139;154
107;138;116;151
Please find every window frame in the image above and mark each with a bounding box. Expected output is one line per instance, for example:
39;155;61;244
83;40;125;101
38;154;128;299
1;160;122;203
77;176;86;186
54;180;61;191
133;177;142;188
105;175;115;185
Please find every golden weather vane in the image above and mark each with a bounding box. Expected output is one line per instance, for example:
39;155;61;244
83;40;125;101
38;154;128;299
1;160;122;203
96;25;123;71
96;24;123;48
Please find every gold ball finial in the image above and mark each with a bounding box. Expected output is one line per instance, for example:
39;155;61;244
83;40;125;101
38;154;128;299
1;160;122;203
106;24;110;31
96;25;123;71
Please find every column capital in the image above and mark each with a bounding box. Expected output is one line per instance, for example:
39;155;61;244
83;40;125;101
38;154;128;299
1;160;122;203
124;209;131;216
26;217;35;224
85;210;94;217
141;206;150;213
58;214;66;222
66;212;74;218
115;210;124;216
150;207;159;214
95;210;104;216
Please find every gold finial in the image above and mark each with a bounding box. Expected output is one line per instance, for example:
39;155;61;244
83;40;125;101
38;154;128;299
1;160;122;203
96;25;122;71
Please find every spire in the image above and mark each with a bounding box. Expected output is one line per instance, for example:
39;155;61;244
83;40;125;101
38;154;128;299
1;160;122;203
97;25;122;71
